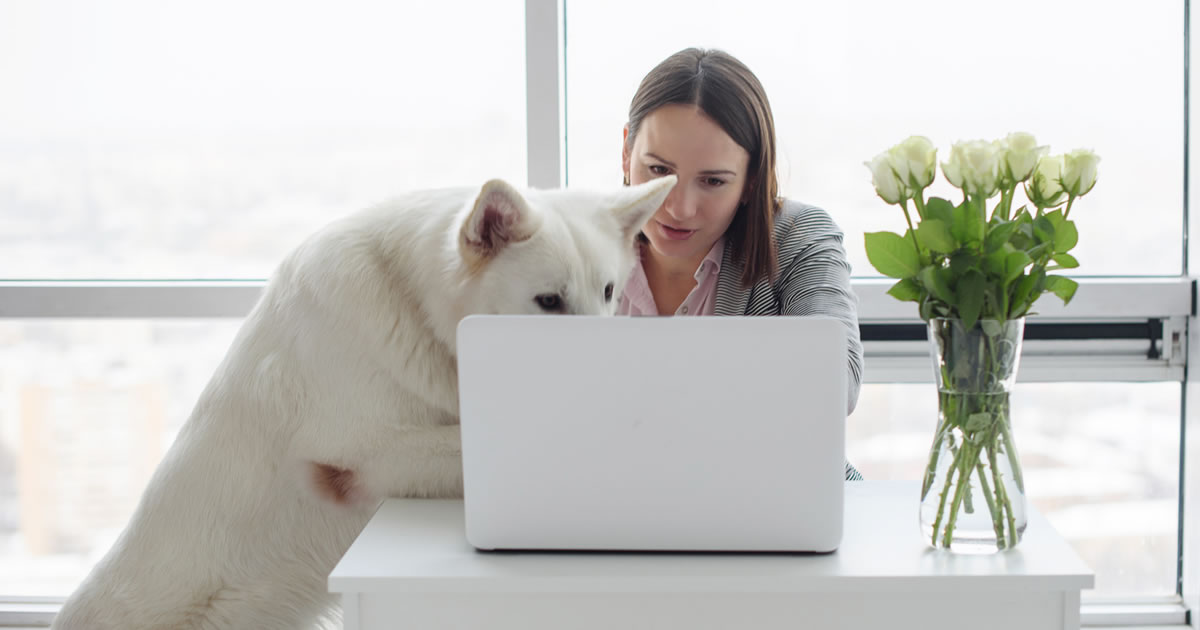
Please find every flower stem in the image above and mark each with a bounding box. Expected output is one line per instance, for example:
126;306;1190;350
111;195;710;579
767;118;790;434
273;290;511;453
913;192;927;221
987;439;1013;549
1064;194;1077;220
975;456;1004;545
930;433;963;545
941;440;977;547
1000;417;1025;493
997;187;1014;222
991;442;1018;548
900;198;923;261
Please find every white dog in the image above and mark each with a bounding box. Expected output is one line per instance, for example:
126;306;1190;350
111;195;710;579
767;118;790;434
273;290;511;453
52;175;676;630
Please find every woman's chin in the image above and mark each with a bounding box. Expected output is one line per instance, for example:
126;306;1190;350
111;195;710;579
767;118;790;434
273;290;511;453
645;236;704;260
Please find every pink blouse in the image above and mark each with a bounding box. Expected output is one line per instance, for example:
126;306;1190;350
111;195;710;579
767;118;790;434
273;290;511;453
617;237;725;316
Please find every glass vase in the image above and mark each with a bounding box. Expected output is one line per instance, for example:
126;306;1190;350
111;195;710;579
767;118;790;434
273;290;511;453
920;318;1027;553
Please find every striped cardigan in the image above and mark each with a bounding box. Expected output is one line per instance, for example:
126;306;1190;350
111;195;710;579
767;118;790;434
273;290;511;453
712;199;865;481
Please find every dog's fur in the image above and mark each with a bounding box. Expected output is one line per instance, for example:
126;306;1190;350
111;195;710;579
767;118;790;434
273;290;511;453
52;176;676;630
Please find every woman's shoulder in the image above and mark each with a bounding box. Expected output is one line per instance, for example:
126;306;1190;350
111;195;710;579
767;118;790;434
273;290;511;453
773;198;846;257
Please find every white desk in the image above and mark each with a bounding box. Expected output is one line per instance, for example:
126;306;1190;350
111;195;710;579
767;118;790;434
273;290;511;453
329;480;1093;630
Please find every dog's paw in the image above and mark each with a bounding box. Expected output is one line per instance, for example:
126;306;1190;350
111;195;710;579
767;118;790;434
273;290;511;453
310;462;364;506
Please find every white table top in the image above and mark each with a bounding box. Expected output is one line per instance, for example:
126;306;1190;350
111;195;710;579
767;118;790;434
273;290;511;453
329;480;1094;595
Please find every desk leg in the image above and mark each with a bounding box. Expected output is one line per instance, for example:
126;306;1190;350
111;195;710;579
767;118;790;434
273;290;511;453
340;593;361;630
1061;590;1081;630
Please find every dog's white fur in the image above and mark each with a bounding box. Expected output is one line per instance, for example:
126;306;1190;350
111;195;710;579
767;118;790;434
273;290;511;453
51;176;676;630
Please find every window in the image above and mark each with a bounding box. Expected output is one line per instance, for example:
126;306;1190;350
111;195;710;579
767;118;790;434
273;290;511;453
0;320;241;597
0;0;527;279
565;0;1183;276
0;0;526;608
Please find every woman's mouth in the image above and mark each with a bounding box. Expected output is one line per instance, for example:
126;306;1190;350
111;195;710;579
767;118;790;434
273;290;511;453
657;221;696;241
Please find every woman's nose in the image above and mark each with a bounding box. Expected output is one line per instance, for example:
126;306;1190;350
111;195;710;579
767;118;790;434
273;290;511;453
664;186;698;222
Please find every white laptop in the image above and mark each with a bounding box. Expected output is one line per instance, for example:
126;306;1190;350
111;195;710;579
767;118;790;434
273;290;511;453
455;315;847;553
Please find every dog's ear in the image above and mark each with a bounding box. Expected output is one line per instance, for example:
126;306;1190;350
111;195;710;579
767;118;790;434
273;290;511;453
459;179;542;262
610;175;677;241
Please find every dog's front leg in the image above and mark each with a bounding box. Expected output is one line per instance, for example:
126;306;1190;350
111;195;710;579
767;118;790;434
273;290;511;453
379;322;461;419
369;422;464;499
308;421;464;505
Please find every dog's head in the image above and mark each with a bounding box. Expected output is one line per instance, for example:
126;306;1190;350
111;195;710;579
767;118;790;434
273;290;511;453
455;176;676;316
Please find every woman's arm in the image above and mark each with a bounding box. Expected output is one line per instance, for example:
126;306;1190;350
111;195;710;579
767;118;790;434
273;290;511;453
775;204;864;415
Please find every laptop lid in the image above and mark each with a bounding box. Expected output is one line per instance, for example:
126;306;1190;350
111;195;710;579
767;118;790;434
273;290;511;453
456;315;847;552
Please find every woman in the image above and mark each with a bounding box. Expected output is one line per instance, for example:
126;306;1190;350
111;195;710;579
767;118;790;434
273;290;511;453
618;47;864;480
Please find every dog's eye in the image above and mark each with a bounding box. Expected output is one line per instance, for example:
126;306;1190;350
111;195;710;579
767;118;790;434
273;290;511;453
604;283;614;302
534;294;563;311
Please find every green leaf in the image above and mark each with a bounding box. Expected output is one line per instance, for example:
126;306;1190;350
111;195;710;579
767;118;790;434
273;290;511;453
957;269;986;330
986;285;1007;319
925;197;955;223
949;251;980;276
919;265;956;303
1010;274;1037;318
965;412;995;432
1013;223;1034;245
1011;268;1048;317
953;200;986;245
1033;215;1056;244
886;278;923;302
1051;253;1080;269
981;320;1005;336
1004;251;1032;284
864;231;920;278
1027;242;1052;260
1045;275;1079;305
1054;220;1079;252
984;250;1007;276
916;219;957;254
919;296;935;321
984;220;1019;254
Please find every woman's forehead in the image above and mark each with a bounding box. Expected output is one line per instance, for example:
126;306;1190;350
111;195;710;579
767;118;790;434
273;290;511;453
638;104;749;172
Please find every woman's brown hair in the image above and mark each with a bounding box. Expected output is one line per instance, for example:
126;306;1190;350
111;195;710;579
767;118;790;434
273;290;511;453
626;48;780;287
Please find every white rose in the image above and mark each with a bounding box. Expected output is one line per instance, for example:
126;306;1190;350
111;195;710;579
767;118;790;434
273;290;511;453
865;151;906;204
942;139;1000;199
1000;132;1048;183
887;135;937;190
1061;148;1101;197
1025;155;1067;209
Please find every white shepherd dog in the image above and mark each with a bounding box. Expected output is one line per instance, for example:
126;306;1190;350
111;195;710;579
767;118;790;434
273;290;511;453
52;176;676;630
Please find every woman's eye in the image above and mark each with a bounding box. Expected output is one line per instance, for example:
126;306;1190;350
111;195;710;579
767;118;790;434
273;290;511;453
648;164;670;176
604;283;614;302
704;177;727;187
535;294;563;311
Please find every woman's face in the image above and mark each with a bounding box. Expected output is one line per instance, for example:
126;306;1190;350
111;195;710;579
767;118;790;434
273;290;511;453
623;104;751;265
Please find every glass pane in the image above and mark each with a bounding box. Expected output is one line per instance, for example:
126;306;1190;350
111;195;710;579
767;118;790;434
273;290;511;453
566;0;1182;276
0;320;241;597
1;322;1181;599
848;382;1180;598
0;0;526;279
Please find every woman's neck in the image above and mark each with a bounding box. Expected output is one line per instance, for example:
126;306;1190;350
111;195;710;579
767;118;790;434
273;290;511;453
641;242;706;284
640;242;708;315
